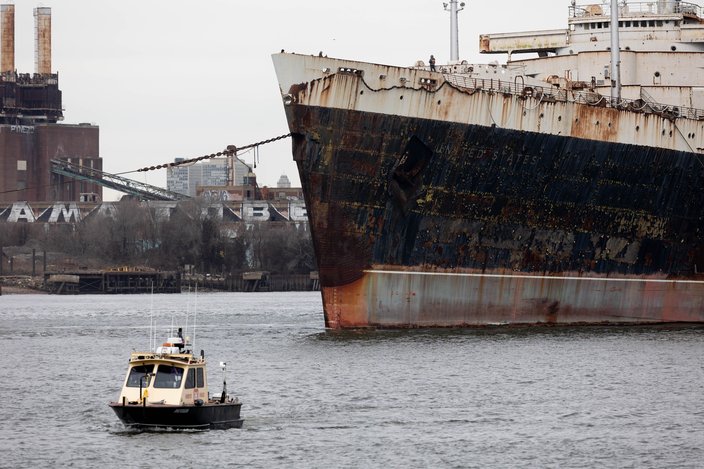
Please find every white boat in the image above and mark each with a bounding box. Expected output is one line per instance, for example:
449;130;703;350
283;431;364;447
109;328;243;430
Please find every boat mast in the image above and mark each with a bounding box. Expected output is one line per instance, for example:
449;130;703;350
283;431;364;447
444;0;465;61
610;0;621;102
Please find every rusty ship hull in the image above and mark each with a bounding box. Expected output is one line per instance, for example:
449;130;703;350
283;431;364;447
272;49;704;329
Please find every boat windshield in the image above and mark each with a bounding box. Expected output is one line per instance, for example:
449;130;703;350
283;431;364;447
153;364;185;389
126;364;154;387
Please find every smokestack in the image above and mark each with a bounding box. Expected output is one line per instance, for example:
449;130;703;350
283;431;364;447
1;4;14;73
34;6;51;75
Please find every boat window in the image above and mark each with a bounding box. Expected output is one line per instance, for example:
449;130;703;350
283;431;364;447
197;368;205;388
126;364;154;387
185;368;196;389
154;364;185;389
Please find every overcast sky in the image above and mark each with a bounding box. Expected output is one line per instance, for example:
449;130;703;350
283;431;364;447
8;1;567;200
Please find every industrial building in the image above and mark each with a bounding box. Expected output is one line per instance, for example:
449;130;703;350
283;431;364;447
0;5;101;203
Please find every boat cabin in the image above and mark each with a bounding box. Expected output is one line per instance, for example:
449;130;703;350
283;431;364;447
116;335;210;406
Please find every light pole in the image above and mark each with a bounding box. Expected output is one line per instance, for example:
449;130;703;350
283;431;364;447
443;0;466;61
610;0;622;103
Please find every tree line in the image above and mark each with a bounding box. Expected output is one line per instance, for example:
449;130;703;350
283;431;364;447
0;199;316;276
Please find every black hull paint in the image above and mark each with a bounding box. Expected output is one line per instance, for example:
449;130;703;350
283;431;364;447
290;105;704;283
109;402;243;430
286;104;704;327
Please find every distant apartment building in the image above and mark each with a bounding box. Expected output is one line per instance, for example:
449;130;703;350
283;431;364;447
166;157;252;197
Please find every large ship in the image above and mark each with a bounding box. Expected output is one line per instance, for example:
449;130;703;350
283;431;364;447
272;0;704;328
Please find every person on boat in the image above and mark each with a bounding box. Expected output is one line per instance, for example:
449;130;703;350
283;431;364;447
429;55;436;72
177;327;184;350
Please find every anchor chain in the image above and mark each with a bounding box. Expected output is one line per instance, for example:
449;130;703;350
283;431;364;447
132;133;292;173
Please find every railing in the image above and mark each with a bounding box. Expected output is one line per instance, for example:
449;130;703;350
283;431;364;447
570;1;702;19
442;73;704;120
0;71;59;85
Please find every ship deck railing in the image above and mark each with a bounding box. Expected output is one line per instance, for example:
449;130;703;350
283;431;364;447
443;73;704;121
570;1;702;20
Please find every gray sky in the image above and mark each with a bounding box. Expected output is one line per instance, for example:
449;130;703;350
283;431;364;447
8;1;566;200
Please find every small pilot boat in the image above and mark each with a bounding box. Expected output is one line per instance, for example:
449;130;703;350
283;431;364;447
109;328;243;430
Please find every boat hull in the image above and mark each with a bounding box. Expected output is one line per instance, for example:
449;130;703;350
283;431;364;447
274;54;704;329
323;268;704;328
109;402;243;430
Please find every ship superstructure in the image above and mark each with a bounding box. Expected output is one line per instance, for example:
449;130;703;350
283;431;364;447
273;1;704;328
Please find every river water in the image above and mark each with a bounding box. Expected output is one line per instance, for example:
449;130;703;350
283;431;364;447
0;292;702;468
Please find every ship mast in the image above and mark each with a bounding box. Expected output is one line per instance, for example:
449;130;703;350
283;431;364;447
610;0;622;102
444;0;465;61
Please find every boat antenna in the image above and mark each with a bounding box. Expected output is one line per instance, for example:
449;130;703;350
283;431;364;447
149;281;154;351
443;0;465;61
185;284;190;345
193;282;198;352
610;0;622;102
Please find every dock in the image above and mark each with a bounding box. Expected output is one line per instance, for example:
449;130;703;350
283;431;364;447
44;270;181;294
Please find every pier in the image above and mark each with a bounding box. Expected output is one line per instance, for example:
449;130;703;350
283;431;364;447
44;270;181;294
182;271;320;292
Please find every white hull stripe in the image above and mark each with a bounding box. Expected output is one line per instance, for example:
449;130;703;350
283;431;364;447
364;269;704;285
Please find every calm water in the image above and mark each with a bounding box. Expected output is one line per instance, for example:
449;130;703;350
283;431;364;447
0;292;702;468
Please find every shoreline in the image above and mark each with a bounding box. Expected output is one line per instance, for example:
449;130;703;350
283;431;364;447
0;286;48;295
0;276;48;295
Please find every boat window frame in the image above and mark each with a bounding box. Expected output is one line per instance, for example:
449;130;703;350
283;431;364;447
196;368;205;388
153;364;186;389
126;364;155;387
185;368;196;389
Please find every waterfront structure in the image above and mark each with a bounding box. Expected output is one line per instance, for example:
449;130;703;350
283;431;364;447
273;0;704;328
